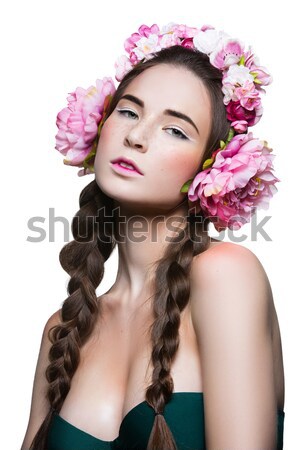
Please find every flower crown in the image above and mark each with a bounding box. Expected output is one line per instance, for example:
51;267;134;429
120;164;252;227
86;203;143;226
55;22;279;230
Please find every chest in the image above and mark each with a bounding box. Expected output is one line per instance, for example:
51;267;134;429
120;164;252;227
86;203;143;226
58;298;203;441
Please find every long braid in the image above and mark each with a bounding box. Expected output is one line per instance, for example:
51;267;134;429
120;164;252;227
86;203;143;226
29;180;116;449
145;214;210;450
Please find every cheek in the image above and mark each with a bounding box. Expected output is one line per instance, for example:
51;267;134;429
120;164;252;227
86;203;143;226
149;149;203;205
158;148;203;184
94;118;118;169
97;119;116;154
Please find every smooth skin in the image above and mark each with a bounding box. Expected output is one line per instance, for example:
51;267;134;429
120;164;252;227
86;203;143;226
21;64;284;449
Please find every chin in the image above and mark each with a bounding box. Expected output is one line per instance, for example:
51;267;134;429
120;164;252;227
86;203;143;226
95;176;135;205
95;177;116;201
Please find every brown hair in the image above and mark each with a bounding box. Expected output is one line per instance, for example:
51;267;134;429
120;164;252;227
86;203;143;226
29;45;231;449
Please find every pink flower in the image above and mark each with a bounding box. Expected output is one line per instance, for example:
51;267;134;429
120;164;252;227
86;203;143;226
181;38;194;48
124;32;141;55
55;77;116;169
234;80;262;111
231;120;248;133
243;50;273;86
221;66;264;131
250;65;273;86
243;48;260;69
226;101;258;128
166;23;199;39
124;24;160;63
200;24;215;32
124;24;160;53
139;24;160;37
210;38;244;70
187;133;279;230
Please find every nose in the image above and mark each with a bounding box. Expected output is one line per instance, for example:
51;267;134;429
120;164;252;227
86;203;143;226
124;122;147;152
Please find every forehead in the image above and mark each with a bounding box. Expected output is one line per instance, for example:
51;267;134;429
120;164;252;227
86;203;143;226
122;64;211;123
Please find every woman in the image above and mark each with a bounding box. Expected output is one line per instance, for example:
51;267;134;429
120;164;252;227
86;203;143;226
21;23;285;450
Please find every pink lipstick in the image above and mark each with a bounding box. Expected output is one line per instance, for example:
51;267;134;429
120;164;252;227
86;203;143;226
110;157;144;176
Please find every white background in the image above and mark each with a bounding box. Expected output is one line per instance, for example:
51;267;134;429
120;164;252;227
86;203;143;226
1;1;298;448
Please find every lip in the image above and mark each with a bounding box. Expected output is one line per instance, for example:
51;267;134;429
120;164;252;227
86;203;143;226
110;157;144;176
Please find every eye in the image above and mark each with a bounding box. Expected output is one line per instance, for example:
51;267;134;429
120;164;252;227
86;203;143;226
116;108;138;119
165;127;188;140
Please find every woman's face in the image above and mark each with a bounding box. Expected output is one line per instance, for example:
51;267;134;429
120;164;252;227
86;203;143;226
94;64;211;214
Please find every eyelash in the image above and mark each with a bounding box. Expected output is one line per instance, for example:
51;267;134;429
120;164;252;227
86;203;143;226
116;108;189;140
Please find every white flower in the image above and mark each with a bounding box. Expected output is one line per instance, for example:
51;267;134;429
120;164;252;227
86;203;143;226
161;22;177;33
132;34;162;60
222;64;255;87
193;29;228;54
114;55;133;82
222;83;235;104
245;45;261;68
160;32;180;47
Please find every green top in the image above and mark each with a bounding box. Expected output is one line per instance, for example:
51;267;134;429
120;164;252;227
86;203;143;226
46;392;285;450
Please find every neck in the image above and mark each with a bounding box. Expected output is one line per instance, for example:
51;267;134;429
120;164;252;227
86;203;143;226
105;198;189;307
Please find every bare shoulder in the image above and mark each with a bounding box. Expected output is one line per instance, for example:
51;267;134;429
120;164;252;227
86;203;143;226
38;308;62;353
189;241;278;447
191;240;269;290
20;308;62;450
190;240;273;332
44;308;62;336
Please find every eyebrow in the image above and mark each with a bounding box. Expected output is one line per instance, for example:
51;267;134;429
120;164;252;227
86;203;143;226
119;94;199;134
